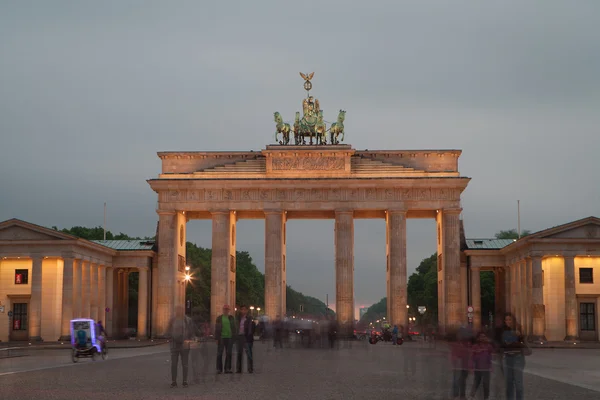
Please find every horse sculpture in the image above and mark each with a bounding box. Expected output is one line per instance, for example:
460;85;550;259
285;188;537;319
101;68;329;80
274;112;291;145
315;110;327;145
330;110;346;145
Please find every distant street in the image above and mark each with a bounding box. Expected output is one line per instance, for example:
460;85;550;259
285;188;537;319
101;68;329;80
1;340;600;399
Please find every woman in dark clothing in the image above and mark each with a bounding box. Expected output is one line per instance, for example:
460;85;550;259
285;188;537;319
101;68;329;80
500;312;526;400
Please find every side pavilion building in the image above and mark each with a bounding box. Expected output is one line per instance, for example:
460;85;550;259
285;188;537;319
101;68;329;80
0;219;155;342
465;216;600;342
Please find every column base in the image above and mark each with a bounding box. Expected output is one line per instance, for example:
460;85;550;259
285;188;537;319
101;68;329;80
59;335;71;342
527;335;547;343
29;336;43;342
564;335;578;342
136;333;148;340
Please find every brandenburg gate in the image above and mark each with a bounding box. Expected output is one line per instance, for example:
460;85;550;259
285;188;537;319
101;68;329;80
148;73;470;337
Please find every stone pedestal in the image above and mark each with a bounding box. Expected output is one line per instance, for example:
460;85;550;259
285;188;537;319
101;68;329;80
210;211;235;329
335;211;354;336
530;256;547;342
471;266;481;331
137;268;149;338
29;255;43;341
564;255;578;341
60;256;74;341
265;211;285;320
386;210;407;333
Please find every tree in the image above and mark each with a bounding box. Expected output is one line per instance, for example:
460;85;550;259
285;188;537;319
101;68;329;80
55;225;140;240
495;229;531;240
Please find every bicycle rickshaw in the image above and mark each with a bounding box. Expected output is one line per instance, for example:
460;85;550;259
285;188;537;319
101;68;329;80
70;318;107;362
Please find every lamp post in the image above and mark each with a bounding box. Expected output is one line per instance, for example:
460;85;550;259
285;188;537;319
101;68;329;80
249;306;255;317
184;266;191;315
256;307;261;316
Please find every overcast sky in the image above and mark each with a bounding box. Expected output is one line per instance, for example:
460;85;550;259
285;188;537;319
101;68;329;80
1;1;599;313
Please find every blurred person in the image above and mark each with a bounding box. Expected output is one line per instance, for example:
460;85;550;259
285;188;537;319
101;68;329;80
450;327;473;399
235;305;256;373
500;313;528;400
328;315;337;349
215;304;236;374
392;325;399;345
469;331;494;400
167;306;195;388
273;315;283;348
95;320;107;351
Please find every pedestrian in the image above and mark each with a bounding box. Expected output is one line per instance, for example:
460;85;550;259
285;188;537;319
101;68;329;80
235;305;256;373
469;331;494;400
392;324;399;345
167;305;194;388
501;312;529;400
450;327;472;399
215;304;236;374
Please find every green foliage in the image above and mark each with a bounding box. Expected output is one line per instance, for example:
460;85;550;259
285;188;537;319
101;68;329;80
495;229;531;239
54;225;140;240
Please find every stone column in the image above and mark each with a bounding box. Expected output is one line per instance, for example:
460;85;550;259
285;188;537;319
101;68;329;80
515;261;522;327
564;255;578;341
505;267;511;316
137;268;149;338
442;209;462;333
81;260;91;318
386;210;407;333
494;268;505;319
105;267;114;337
60;256;75;340
471;266;481;331
97;265;106;326
211;211;233;329
520;259;528;335
526;258;533;337
335;210;354;336
156;211;177;337
73;259;81;317
29;255;43;341
264;211;285;319
121;270;129;337
90;262;98;321
531;256;546;342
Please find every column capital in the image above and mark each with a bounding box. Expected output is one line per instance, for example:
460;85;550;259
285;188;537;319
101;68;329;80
386;209;407;216
264;209;284;216
529;253;544;260
563;252;578;259
335;209;354;216
61;252;76;260
442;208;462;215
210;210;231;215
157;210;177;216
30;253;44;261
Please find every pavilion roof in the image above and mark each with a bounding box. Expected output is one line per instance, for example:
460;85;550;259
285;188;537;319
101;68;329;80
92;240;156;251
464;238;515;250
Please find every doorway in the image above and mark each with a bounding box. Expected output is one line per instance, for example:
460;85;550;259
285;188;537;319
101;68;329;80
10;302;29;341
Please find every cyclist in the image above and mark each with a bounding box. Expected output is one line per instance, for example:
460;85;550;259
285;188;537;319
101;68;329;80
96;320;107;351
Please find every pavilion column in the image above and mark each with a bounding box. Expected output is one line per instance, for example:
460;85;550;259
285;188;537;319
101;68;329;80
121;270;129;337
81;260;91;318
386;210;407;333
520;260;528;335
60;256;75;340
335;210;354;336
73;259;81;317
505;267;511;316
530;256;547;342
471;266;482;331
515;261;523;328
564;255;578;341
211;211;234;329
526;258;533;338
137;268;149;338
442;209;462;333
105;267;114;337
97;265;106;326
90;262;98;321
494;268;505;319
29;255;43;341
264;211;285;319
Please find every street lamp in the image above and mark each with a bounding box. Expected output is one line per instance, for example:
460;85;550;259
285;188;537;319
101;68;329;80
250;305;255;316
406;305;410;309
184;272;191;315
256;307;261;315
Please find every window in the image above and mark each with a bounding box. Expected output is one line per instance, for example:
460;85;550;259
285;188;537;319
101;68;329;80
580;303;596;331
580;268;594;284
12;303;28;331
14;269;28;285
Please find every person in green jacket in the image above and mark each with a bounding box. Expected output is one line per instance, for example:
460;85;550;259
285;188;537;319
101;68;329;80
215;304;236;373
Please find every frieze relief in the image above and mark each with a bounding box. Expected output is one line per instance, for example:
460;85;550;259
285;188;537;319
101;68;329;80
271;156;345;171
160;187;461;203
